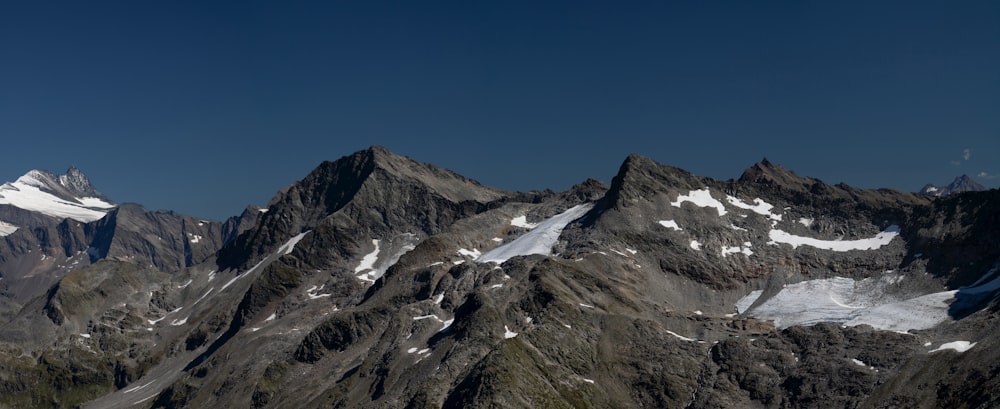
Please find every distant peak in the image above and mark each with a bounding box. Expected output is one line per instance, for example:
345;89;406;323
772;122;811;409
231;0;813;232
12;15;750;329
919;174;986;197
7;166;108;202
58;166;98;196
739;159;813;191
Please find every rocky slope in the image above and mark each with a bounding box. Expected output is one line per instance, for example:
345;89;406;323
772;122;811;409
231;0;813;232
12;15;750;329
2;147;999;409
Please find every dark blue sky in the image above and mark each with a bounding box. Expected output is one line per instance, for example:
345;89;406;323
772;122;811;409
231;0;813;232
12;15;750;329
2;1;998;220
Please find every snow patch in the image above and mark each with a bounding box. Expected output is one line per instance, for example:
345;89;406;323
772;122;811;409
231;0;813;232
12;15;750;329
768;225;900;252
122;380;155;394
355;239;381;278
457;248;481;258
666;330;697;342
799;218;814;227
307;284;331;299
726;195;781;221
439;318;454;333
503;325;518;339
657;220;682;231
671;188;727;216
192;287;214;306
170;317;189;326
721;242;753;257
79;333;91;338
929;341;976;353
477;204;593;264
265;313;277;322
0;220;17;236
689;240;702;251
852;358;866;366
356;234;419;283
221;259;266;292
511;215;538;229
278;231;310;255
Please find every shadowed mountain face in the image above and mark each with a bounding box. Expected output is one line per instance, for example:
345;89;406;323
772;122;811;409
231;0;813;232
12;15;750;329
2;147;999;409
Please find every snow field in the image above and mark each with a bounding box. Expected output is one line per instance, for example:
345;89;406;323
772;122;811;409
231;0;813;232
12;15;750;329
735;274;957;331
0;179;113;222
477;204;593;264
768;225;900;252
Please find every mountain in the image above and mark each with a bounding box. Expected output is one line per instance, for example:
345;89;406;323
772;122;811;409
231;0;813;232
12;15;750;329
0;167;262;316
1;147;1000;409
0;167;114;225
920;174;987;197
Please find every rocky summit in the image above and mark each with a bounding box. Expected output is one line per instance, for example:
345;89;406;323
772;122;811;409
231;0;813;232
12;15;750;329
1;146;999;409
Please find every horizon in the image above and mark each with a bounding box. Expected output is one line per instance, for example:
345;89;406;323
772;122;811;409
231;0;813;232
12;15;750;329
3;1;998;220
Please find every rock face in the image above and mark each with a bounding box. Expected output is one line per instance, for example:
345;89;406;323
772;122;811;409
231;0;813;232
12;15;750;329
1;147;999;409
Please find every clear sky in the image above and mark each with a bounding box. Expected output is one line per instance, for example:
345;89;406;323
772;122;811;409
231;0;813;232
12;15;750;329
2;1;998;220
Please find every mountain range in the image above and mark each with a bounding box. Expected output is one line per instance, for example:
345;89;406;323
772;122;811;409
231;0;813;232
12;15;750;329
1;146;998;409
920;174;987;197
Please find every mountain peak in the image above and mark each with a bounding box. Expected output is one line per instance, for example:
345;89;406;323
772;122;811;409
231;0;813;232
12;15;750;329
1;167;114;222
919;174;987;197
738;159;813;191
11;167;102;199
58;166;101;198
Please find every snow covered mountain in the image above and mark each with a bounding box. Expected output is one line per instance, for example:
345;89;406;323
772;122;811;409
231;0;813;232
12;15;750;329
0;167;115;232
920;174;987;197
0;167;262;310
1;147;999;409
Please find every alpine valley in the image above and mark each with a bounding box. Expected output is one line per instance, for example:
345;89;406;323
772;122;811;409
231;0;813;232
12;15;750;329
1;146;998;409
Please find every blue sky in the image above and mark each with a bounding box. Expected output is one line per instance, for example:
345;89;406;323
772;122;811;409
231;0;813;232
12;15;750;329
2;1;998;220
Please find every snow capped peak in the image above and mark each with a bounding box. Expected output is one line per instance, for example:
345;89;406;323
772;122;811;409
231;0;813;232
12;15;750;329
0;166;114;222
920;175;987;197
13;169;54;188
